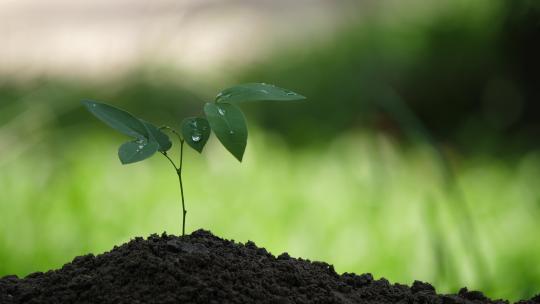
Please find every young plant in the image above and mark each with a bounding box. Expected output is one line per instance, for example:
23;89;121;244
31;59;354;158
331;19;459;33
82;83;305;235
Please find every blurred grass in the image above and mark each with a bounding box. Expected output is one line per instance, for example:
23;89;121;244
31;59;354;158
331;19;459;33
1;124;539;301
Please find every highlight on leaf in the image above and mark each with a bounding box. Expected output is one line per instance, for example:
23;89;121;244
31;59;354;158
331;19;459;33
181;117;211;153
215;83;306;104
82;100;149;139
141;120;172;152
118;139;159;165
204;102;248;162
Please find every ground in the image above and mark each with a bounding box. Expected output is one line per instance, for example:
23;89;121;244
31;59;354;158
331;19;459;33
1;230;538;304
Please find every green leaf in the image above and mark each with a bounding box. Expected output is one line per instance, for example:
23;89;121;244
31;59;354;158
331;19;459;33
118;139;159;164
215;83;306;103
181;117;211;153
82;100;148;139
140;120;172;152
204;103;248;161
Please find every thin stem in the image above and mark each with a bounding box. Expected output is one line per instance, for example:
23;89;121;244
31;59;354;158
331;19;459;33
159;125;187;236
178;140;186;236
161;152;178;171
160;125;183;144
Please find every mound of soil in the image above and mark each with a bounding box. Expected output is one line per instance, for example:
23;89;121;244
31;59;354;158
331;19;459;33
0;230;538;304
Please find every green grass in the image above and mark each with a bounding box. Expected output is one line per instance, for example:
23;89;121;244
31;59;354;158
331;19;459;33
1;127;539;301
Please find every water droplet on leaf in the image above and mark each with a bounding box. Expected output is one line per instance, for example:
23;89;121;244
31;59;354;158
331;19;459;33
192;135;201;142
218;108;226;115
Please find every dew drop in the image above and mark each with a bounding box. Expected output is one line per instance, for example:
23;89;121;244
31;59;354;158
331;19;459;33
260;89;269;94
192;135;201;142
138;145;144;149
229;130;234;135
218;108;226;115
216;92;223;99
286;92;296;96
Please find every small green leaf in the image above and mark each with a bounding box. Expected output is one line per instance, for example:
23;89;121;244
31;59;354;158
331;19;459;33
118;139;159;164
204;102;247;161
181;117;211;153
140;120;172;152
215;83;306;103
82;100;149;139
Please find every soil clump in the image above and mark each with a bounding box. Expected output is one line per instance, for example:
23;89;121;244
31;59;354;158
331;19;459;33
1;230;538;304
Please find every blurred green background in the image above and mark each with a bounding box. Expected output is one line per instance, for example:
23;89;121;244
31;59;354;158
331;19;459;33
1;0;540;301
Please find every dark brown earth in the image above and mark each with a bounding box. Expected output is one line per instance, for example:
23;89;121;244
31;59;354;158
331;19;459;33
0;229;538;304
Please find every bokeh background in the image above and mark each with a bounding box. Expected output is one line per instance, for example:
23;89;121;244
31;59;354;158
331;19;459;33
1;0;540;301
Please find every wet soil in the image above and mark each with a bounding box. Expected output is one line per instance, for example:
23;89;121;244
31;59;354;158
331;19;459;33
0;230;538;304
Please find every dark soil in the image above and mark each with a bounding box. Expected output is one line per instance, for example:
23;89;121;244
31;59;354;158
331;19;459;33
0;230;538;304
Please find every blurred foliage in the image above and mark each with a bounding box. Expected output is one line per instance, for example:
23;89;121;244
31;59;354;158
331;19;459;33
2;1;537;154
233;0;540;155
1;0;540;301
1;129;540;301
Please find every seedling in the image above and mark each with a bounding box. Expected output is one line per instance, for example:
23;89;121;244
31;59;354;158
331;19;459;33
82;83;305;235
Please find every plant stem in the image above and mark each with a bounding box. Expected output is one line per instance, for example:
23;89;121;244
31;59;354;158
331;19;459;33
162;152;178;171
160;126;183;144
160;125;187;236
178;140;187;236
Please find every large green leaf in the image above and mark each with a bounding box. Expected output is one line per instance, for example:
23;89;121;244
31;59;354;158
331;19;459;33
204;103;247;161
82;100;148;139
181;117;211;153
118;139;159;164
215;83;306;103
140;120;172;152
